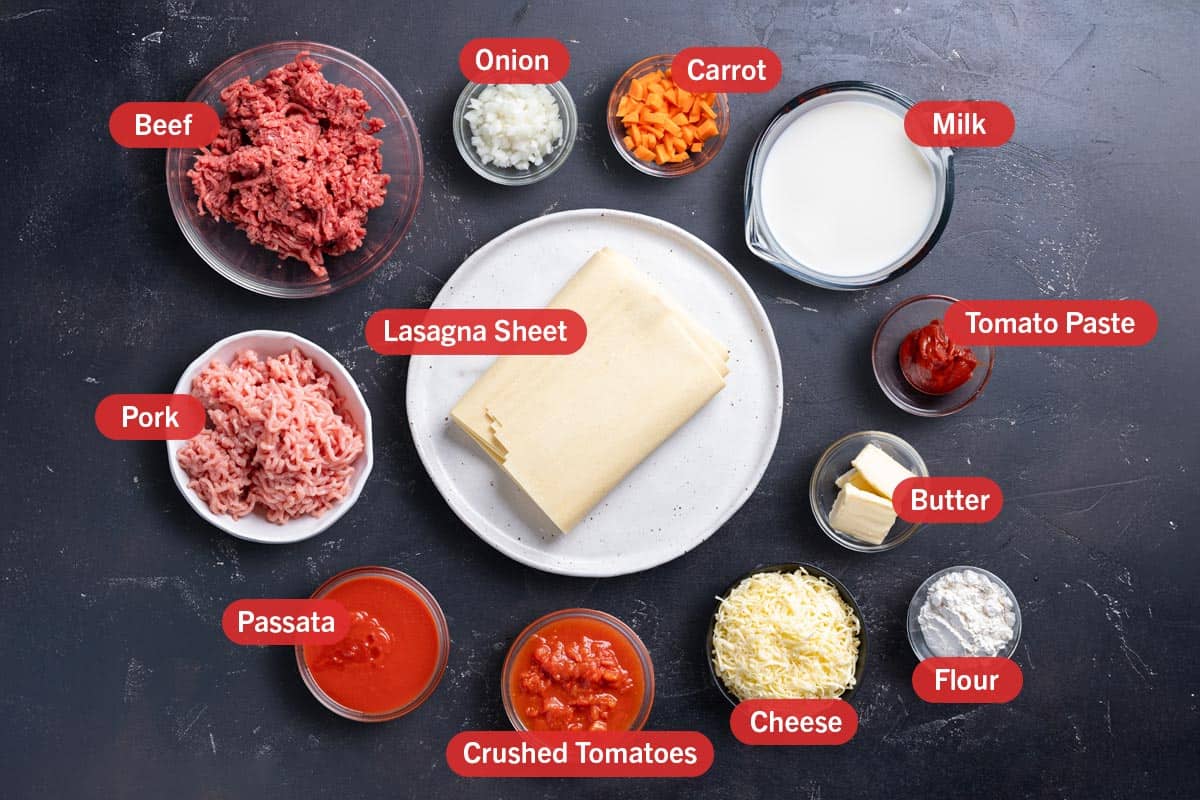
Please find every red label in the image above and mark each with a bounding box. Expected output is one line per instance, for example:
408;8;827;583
913;658;1023;704
109;102;219;148
446;731;713;778
904;101;1015;147
671;47;782;93
95;394;205;440
893;477;1003;523
221;599;348;645
729;700;857;745
459;38;570;83
944;300;1157;346
365;309;586;356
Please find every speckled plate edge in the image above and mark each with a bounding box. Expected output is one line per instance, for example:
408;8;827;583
405;209;783;577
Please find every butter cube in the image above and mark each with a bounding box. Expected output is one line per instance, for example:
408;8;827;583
850;443;915;500
828;483;897;545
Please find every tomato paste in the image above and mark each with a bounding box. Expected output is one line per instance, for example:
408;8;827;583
509;616;648;731
304;574;444;715
898;319;978;395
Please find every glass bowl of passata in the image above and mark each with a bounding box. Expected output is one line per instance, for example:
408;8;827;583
502;608;654;731
296;566;449;722
872;295;995;417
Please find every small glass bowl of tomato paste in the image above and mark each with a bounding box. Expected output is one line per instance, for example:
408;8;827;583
872;294;995;417
296;566;449;722
502;609;655;732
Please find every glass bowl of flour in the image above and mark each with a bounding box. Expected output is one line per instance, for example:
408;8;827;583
907;566;1021;661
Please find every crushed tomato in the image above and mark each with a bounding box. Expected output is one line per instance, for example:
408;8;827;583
510;616;646;731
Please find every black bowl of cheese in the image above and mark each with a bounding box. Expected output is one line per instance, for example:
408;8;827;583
706;562;867;705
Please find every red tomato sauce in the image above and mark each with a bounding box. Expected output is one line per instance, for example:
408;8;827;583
898;318;978;395
509;616;647;731
304;576;442;715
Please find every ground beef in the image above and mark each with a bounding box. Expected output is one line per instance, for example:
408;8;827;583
188;54;390;277
178;348;365;524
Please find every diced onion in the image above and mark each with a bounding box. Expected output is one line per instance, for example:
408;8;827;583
464;84;563;170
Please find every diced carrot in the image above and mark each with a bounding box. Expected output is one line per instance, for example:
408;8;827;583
615;63;722;166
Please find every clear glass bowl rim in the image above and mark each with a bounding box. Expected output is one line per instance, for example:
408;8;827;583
295;566;450;722
500;607;655;731
809;430;929;552
871;294;996;417
605;53;730;178
906;565;1023;660
452;80;578;186
743;80;955;289
165;40;424;299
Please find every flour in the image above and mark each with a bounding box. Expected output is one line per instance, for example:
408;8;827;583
918;570;1017;657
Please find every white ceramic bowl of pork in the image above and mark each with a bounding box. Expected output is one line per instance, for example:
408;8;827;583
166;330;374;544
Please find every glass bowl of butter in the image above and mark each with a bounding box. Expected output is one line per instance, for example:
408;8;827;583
809;431;928;553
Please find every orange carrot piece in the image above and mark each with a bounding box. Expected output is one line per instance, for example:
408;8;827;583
654;143;669;164
697;100;716;120
634;145;655;161
697;119;719;140
623;135;634;150
690;142;703;153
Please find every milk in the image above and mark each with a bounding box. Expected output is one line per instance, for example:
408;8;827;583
759;96;938;279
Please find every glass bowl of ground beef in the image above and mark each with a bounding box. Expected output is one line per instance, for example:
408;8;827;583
167;42;423;298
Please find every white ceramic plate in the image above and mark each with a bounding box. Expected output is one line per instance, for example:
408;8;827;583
407;209;783;576
167;330;374;544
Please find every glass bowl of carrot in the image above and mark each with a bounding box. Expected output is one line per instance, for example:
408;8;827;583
607;54;730;178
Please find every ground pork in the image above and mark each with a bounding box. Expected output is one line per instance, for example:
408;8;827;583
178;348;365;524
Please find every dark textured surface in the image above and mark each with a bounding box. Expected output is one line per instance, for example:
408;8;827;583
3;1;1197;797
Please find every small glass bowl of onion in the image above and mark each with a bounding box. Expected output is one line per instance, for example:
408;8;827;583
453;81;578;186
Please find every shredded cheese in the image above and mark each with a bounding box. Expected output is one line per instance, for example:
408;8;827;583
712;569;861;700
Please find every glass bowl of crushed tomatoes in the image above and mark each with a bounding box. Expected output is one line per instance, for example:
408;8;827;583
502;608;655;732
297;566;449;722
872;294;995;417
167;41;423;298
